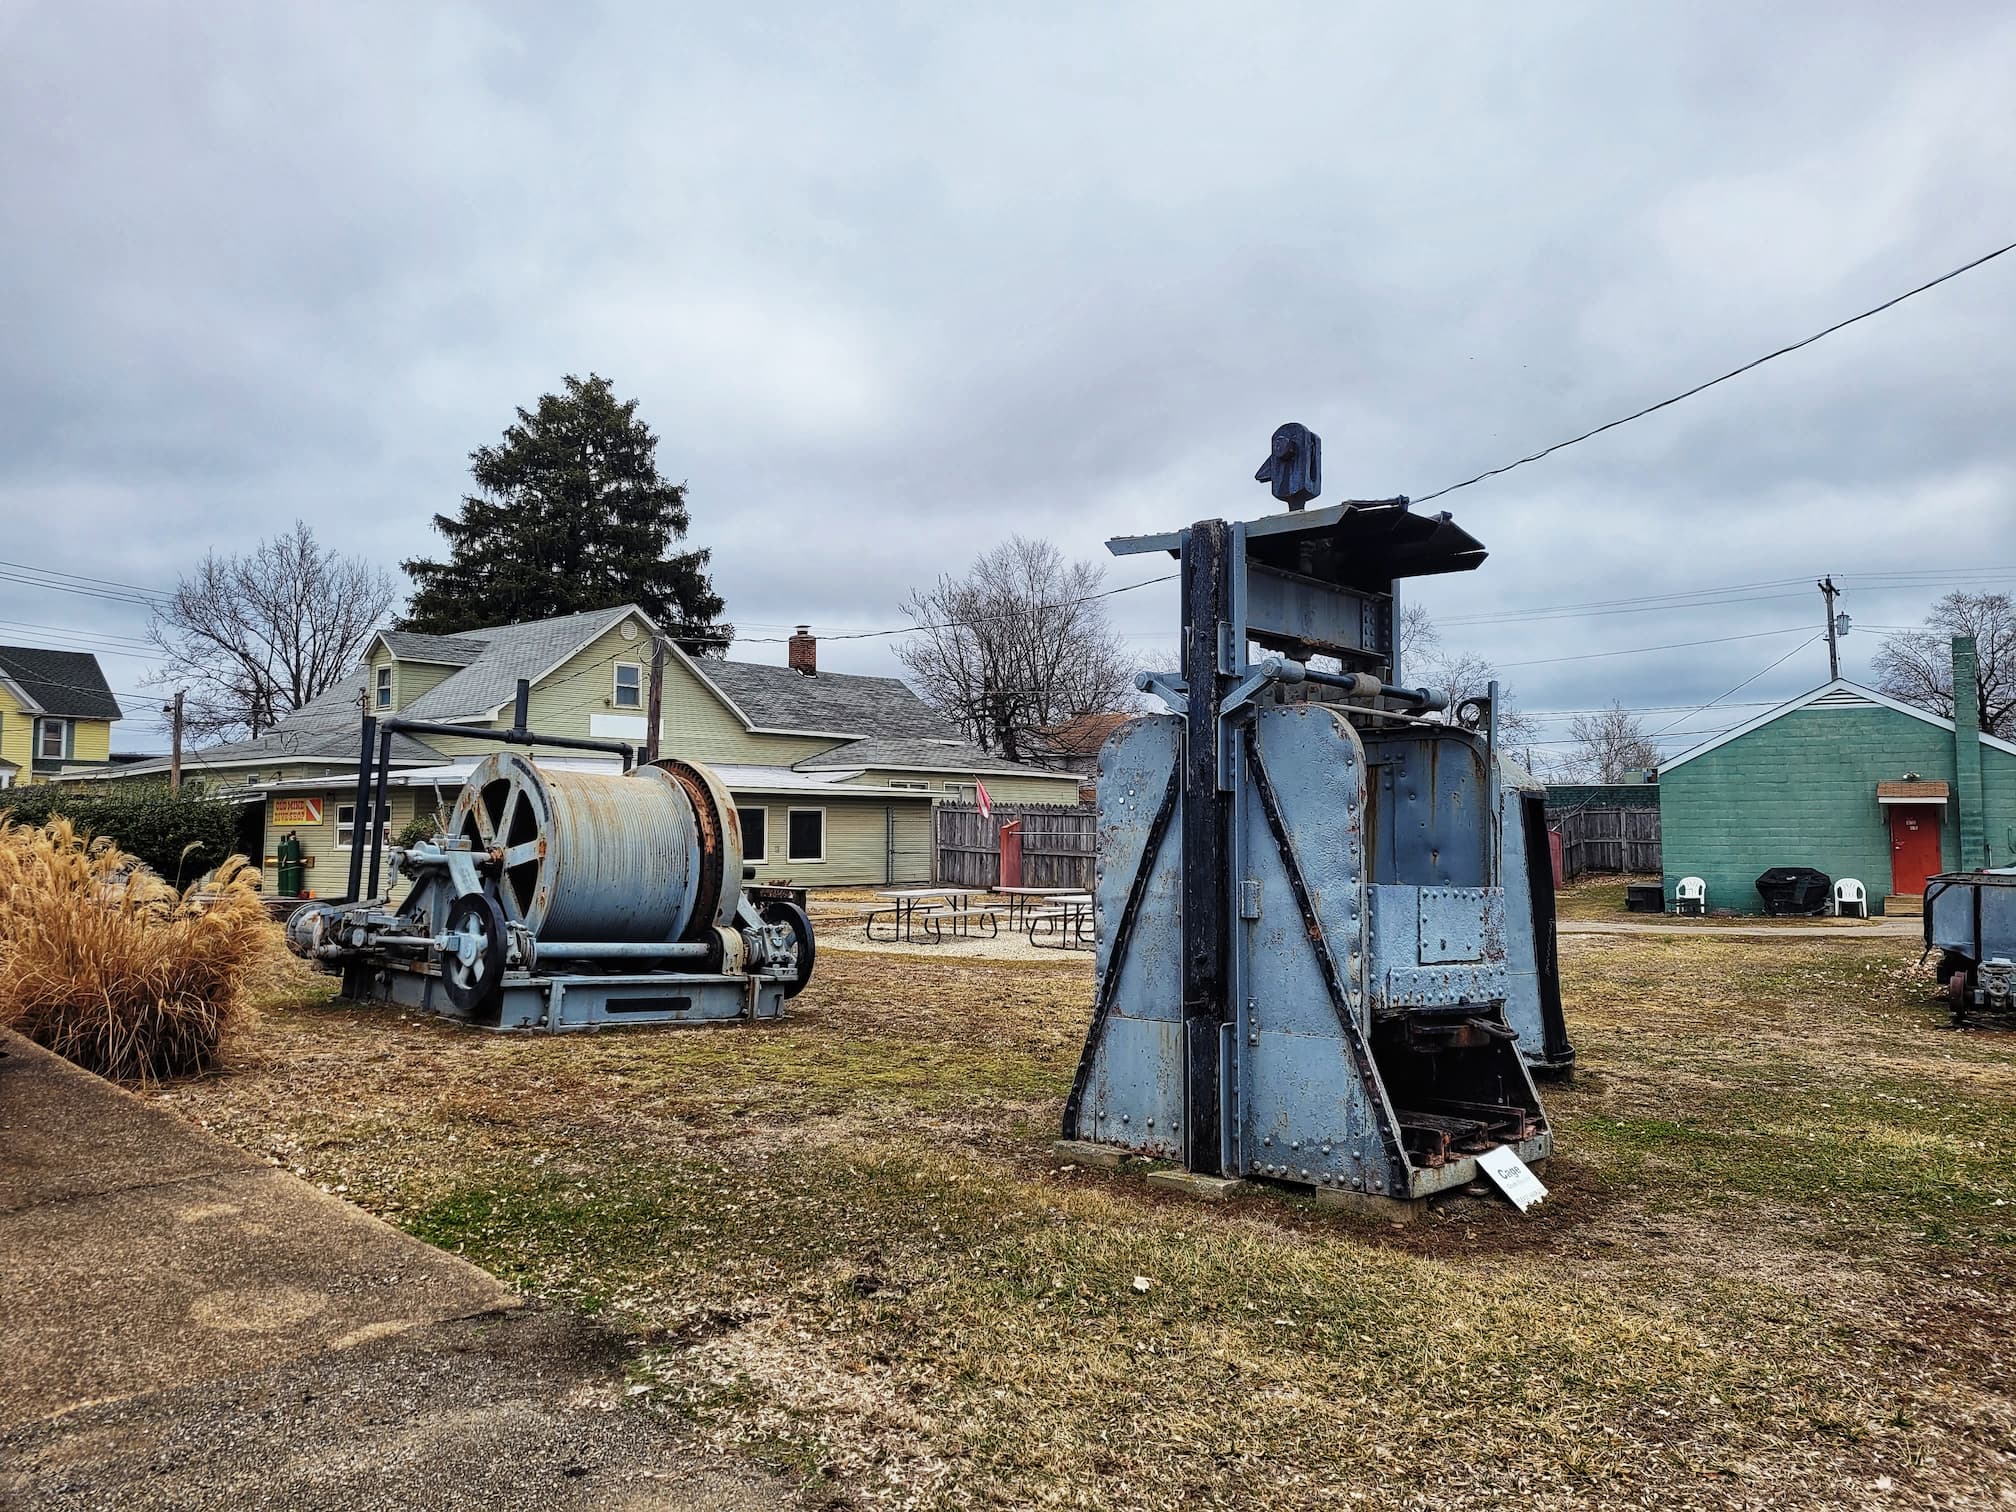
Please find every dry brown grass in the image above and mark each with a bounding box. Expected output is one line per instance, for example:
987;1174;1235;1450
168;932;2016;1509
0;816;284;1082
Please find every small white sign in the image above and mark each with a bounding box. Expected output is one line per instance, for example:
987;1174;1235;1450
588;714;651;739
1475;1145;1548;1212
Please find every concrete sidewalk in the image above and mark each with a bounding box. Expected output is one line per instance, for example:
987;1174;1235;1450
0;1031;777;1509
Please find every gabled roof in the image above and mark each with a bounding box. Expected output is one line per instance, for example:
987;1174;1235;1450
695;659;962;740
374;630;489;666
794;735;1073;778
98;666;443;779
1660;678;2016;775
397;606;642;721
0;645;123;720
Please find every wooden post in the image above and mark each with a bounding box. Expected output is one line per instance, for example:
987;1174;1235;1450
645;637;666;762
167;690;185;793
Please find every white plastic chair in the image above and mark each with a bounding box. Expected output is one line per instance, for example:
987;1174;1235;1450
1833;877;1868;918
1674;876;1707;916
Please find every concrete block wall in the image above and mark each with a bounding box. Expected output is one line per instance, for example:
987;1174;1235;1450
1660;704;1982;915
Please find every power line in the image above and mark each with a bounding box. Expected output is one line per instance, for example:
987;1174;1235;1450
1648;633;1826;743
1496;624;1819;669
0;558;171;598
1414;236;2016;505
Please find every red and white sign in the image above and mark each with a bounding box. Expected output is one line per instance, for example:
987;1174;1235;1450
272;797;323;826
974;779;993;820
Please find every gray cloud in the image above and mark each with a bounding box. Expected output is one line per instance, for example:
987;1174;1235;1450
2;2;2012;757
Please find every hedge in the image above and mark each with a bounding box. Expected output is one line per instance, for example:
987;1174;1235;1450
0;784;244;887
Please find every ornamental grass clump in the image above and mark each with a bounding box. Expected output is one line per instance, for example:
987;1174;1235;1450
0;817;272;1082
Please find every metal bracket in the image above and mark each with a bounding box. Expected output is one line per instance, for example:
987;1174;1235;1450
1134;670;1189;717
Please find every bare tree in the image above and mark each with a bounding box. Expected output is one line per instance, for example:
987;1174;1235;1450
1872;591;2016;738
148;522;395;740
1562;701;1661;783
1396;607;1537;757
1398;602;1438;676
896;536;1136;762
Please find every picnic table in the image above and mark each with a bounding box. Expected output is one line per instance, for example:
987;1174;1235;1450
866;888;1002;944
1027;892;1096;950
995;886;1089;930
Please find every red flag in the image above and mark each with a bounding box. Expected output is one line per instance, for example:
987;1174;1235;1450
975;778;993;820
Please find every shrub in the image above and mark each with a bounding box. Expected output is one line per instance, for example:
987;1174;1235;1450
393;813;439;849
0;783;243;886
0;817;274;1082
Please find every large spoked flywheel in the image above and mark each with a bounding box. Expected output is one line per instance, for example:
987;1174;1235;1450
448;752;702;942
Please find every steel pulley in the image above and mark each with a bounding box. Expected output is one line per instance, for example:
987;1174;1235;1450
442;892;509;1013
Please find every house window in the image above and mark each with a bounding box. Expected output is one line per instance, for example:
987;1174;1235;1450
787;808;826;863
887;779;930;791
614;662;642;708
375;666;393;709
335;802;389;850
37;719;73;761
736;804;768;863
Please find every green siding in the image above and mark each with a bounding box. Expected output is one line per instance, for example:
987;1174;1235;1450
264;788;418;900
1660;700;2016;914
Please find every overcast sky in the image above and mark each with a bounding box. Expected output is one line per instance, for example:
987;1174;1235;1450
4;3;2013;764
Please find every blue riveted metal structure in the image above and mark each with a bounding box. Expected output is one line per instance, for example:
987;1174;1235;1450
1063;430;1570;1199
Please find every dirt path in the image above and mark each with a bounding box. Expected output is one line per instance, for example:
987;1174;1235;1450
0;1031;780;1510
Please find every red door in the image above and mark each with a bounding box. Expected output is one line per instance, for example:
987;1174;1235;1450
1888;805;1944;895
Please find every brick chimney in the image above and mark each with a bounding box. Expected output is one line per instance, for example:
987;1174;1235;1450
788;625;817;676
1954;636;1986;868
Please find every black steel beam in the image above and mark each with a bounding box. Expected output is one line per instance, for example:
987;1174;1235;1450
346;714;376;903
1180;518;1233;1175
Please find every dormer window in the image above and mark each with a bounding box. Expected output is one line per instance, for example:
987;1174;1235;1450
614;662;642;708
375;666;393;709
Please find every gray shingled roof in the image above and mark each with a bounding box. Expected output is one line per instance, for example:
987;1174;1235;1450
0;645;124;720
795;736;1073;777
397;606;638;721
111;667;443;776
697;659;960;738
378;630;488;665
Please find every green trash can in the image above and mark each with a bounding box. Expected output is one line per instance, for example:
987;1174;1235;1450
276;831;305;898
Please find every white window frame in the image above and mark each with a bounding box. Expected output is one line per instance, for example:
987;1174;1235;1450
375;665;393;709
0;769;12;789
37;718;73;761
785;806;826;864
736;803;769;863
613;661;643;708
335;801;391;851
887;779;931;791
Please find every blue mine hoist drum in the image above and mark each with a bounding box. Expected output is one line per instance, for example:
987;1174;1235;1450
1062;427;1571;1206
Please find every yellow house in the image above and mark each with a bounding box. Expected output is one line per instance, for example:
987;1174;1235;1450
0;646;122;787
61;606;1082;890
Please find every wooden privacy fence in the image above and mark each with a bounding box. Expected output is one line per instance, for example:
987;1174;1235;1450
935;802;1096;890
1552;805;1661;880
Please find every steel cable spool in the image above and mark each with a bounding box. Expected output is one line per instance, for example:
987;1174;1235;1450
448;752;704;943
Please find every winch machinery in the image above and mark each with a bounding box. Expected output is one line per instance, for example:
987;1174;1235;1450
1062;423;1570;1207
287;747;813;1031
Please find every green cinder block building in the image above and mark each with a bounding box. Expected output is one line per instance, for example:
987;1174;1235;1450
1658;638;2016;916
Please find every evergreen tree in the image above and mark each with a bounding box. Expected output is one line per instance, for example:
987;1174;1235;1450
399;374;729;650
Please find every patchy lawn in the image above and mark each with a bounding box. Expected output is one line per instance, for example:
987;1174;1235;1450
168;932;2016;1509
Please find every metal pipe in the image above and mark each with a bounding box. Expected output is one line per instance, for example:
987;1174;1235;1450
367;726;394;899
530;940;713;961
347;714;376;902
1296;665;1447;712
378;716;637;766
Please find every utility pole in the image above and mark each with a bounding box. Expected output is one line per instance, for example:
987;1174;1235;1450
167;690;185;793
1818;576;1841;682
644;637;666;762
